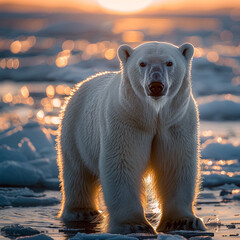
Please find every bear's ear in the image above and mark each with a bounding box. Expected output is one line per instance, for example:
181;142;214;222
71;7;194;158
118;45;133;64
179;43;194;61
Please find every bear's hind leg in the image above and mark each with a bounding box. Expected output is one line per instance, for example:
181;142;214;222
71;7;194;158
58;151;100;222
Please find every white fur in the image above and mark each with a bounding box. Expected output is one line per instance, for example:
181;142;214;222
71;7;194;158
57;42;206;234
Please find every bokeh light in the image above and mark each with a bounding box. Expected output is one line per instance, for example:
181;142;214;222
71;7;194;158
20;86;29;98
46;85;55;98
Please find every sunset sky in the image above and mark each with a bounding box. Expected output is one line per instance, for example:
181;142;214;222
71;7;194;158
0;0;239;14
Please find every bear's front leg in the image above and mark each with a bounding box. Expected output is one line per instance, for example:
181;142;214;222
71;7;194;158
99;129;156;234
151;125;206;233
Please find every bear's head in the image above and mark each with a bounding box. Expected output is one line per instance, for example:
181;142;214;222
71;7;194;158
118;42;194;101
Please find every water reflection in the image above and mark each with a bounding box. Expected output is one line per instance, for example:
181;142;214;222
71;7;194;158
0;83;72;130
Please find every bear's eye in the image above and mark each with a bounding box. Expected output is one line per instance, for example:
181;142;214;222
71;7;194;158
166;61;173;67
139;62;146;68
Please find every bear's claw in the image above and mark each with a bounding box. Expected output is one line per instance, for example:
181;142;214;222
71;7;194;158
157;217;206;232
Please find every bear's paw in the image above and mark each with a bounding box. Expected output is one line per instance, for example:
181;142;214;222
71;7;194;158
157;217;206;232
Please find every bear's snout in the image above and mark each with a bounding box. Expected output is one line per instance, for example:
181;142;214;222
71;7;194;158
148;82;165;97
150;72;162;81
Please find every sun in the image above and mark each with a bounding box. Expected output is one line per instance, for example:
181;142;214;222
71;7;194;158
97;0;152;13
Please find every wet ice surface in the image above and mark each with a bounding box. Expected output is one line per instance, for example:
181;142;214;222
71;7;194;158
0;10;240;240
0;188;240;239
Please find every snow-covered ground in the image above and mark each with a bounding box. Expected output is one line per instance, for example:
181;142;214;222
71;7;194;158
0;10;240;240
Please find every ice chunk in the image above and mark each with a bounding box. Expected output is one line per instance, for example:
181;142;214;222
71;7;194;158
168;230;213;238
70;233;186;240
0;187;44;198
29;158;53;179
71;233;139;240
205;217;221;227
199;100;240;121
0;145;27;163
38;147;56;158
42;178;60;190
0;161;43;186
202;174;240;187
0;122;54;152
192;58;238;97
157;233;185;239
10;196;60;207
1;224;40;238
49;156;59;178
18;138;41;160
0;194;11;206
0;187;60;207
233;193;240;200
201;139;240;160
17;234;54;240
202;174;230;187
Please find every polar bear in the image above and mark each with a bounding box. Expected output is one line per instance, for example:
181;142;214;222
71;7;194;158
57;41;206;234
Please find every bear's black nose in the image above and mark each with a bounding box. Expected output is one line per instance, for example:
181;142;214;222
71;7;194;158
148;82;164;96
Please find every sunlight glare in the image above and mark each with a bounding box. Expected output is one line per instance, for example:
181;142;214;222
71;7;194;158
98;0;152;13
